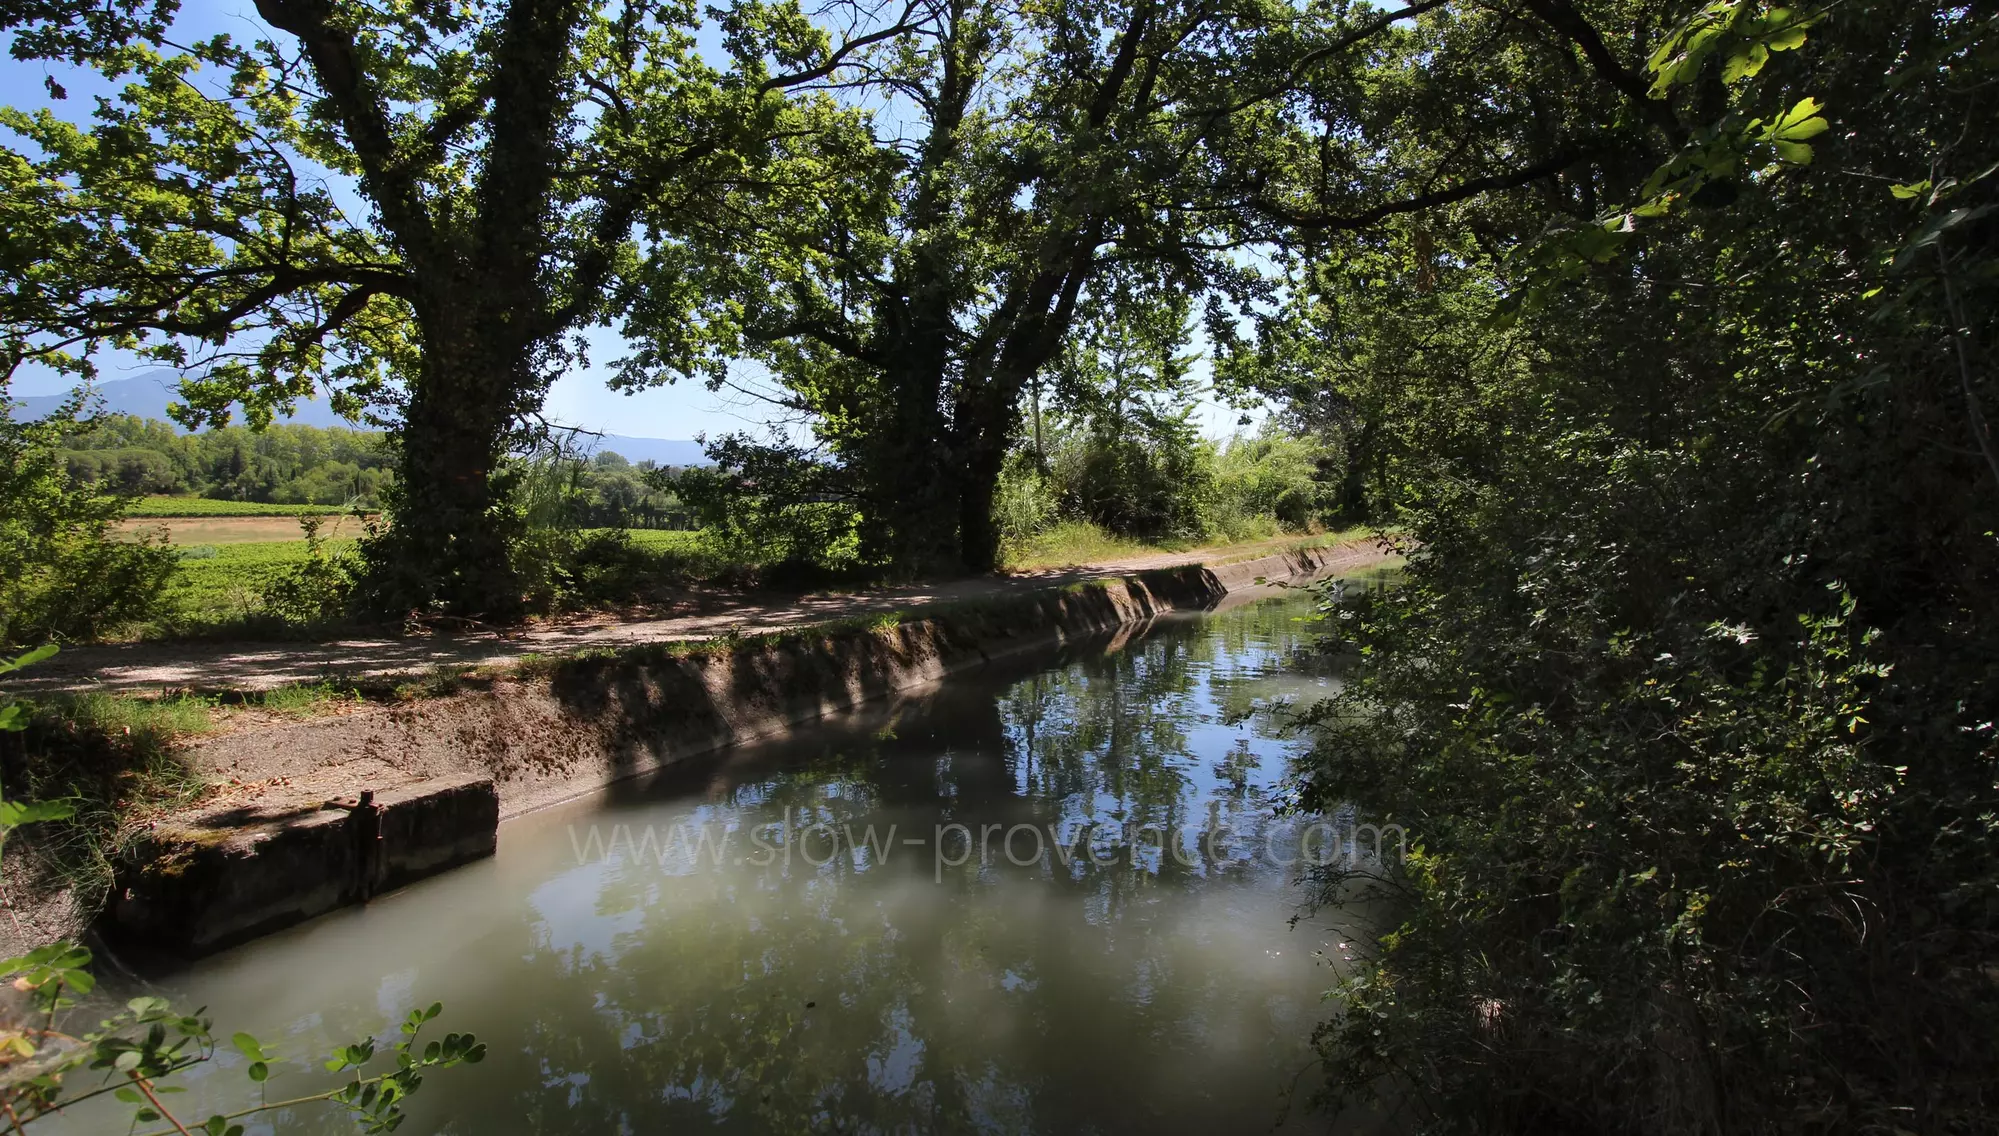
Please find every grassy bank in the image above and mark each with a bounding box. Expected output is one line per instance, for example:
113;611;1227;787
125;521;1359;640
0;673;382;933
1004;520;1379;572
4;534;1385;939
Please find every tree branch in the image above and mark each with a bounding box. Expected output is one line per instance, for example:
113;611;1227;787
1259;148;1582;233
251;0;443;262
474;0;591;297
1517;0;1681;142
1221;0;1451;118
761;0;927;94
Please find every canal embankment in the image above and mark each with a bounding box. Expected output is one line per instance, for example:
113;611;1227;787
58;538;1392;955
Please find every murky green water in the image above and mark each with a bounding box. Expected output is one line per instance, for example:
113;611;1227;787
76;589;1392;1134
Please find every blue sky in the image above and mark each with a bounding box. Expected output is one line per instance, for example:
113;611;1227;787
2;0;1254;442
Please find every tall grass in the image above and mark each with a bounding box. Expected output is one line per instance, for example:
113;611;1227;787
1003;520;1166;569
4;692;217;911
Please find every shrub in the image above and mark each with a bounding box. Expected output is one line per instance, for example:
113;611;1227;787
258;515;356;626
1208;432;1334;537
670;439;864;577
994;450;1060;558
0;393;176;645
512;527;691;612
997;419;1339;553
1063;423;1214;543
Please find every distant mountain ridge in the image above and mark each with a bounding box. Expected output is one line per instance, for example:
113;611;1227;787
9;371;709;465
11;370;358;429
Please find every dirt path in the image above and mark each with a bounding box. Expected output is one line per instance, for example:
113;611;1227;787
11;536;1390;696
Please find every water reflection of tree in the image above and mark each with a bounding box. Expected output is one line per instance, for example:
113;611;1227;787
1000;596;1332;841
392;597;1339;1134
439;867;1324;1133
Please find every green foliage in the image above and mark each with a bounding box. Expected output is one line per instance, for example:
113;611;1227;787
653;0;1410;572
995;297;1341;556
37;689;217;744
1065;423;1214;546
1;0;887;616
60;415;393;507
129;524;361;635
4;685;212;907
160;539;354;631
1218;216;1517;526
997;419;1336;560
495;448;714;610
0;645;57;733
1002;519;1155;570
1282;1;1999;1130
1042;304;1215;544
669;439;864;579
142;528;714;635
1509;1;1833;301
1208;432;1331;538
0;394;176;646
255;679;361;719
61;447;181;495
991;450;1059;556
507;445;687;532
257;515;355;626
0;971;483;1133
508;528;668;613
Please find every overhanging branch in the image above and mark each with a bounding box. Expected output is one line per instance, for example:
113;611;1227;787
1259;148;1582;233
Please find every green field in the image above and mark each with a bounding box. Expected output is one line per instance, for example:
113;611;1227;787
157;529;706;631
618;528;703;552
125;495;358;518
164;539;361;625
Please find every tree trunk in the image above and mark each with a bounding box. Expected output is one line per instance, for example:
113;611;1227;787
880;391;958;572
957;437;1007;573
1339;417;1378;523
357;306;525;619
860;297;960;573
952;371;1025;574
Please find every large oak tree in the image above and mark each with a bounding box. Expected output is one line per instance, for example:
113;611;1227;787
650;0;1667;573
1;0;898;616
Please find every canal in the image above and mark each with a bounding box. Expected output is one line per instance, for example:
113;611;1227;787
78;587;1392;1134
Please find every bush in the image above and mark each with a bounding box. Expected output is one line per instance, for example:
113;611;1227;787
510;527;677;612
1289;2;1999;1123
1209;432;1334;538
496;451;723;610
997;419;1339;555
257;515;355;625
993;450;1060;558
0;394;176;644
670;438;864;577
1062;424;1214;543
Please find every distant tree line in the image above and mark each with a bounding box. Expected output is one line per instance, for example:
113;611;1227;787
59;415;394;506
55;415;690;525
